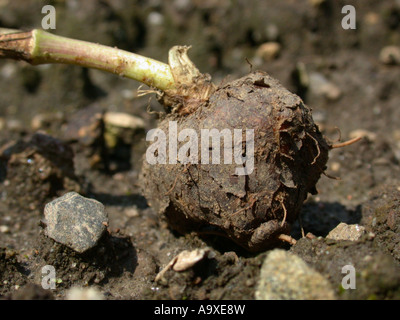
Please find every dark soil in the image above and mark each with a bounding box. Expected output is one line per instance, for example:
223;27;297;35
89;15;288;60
1;0;400;300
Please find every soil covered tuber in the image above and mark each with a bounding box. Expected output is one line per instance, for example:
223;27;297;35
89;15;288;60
141;70;330;252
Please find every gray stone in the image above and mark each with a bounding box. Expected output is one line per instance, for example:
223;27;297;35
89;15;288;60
255;249;335;300
44;192;108;253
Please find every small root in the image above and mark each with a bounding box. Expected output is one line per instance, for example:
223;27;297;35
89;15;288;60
280;200;287;227
298;212;305;238
330;136;362;149
334;126;342;142
323;127;342;145
137;85;159;97
306;132;321;165
155;255;179;283
146;96;166;119
323;171;341;180
165;164;192;195
278;234;297;245
232;197;257;216
245;57;253;72
165;175;179;195
280;152;295;161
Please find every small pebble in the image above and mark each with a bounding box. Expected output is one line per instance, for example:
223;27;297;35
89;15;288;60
294;62;309;89
173;0;191;11
349;129;376;142
393;129;400;160
309;72;342;101
364;12;379;25
326;222;366;241
31;112;64;130
104;112;144;129
330;162;341;172
0;63;17;79
104;112;145;148
172;249;209;272
6;119;23;131
124;207;139;218
44;192;108;253
265;24;280;42
155;248;210;282
0;225;10;233
121;89;135;100
66;287;103;300
147;11;164;26
379;46;400;65
256;42;281;61
255;249;335;300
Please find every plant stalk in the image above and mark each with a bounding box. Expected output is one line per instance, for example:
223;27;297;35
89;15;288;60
0;28;175;91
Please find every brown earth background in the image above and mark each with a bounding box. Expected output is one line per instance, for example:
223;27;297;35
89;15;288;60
0;0;400;300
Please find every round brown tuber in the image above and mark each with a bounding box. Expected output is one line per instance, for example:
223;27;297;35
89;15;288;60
140;69;330;252
0;31;351;252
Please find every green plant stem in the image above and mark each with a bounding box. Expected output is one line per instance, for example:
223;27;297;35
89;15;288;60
0;28;175;91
